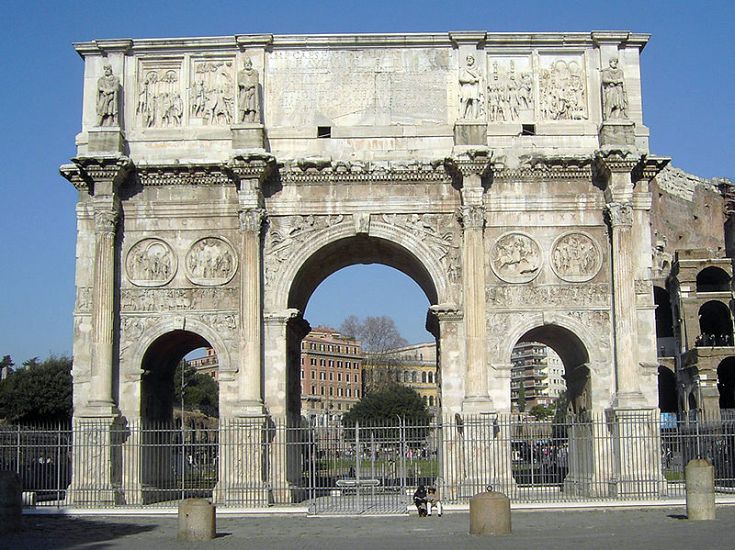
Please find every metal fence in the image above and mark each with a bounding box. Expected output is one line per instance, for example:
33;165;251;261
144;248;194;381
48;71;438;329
2;411;735;513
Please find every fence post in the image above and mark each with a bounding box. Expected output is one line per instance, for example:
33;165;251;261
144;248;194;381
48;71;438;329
0;471;22;534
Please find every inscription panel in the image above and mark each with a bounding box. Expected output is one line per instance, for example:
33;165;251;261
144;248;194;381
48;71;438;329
267;49;451;127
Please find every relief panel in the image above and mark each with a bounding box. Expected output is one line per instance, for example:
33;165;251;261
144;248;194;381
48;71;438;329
190;57;236;126
490;232;542;284
185;237;238;286
486;56;534;123
136;59;184;128
538;54;588;121
125;238;177;287
550;232;602;283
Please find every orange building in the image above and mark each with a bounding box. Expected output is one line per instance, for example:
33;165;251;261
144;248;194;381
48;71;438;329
300;327;363;416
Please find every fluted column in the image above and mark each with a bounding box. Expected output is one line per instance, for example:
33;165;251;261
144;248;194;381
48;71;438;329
461;194;490;407
597;151;645;408
88;200;120;411
237;206;265;414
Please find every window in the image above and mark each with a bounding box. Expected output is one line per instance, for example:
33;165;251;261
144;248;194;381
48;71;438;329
311;371;315;380
329;372;333;381
329;360;334;367
300;369;304;379
354;374;358;383
411;372;417;383
428;372;434;384
320;387;325;395
329;387;333;396
311;385;316;395
311;358;316;366
338;388;343;397
347;388;351;397
320;372;326;381
337;361;342;368
421;372;427;383
355;389;360;398
338;373;342;382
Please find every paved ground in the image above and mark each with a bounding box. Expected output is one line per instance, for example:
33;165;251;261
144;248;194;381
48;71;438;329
2;506;734;549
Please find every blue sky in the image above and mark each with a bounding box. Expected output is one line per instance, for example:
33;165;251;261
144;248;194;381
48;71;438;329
0;1;732;362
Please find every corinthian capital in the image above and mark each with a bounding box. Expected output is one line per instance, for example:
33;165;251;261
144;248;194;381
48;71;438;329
94;209;119;235
239;208;266;233
460;205;485;229
606;202;633;227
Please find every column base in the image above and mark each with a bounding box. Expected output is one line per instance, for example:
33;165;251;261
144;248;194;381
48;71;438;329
76;400;121;418
214;482;271;507
599;121;635;147
461;398;494;415
454;121;487;146
611;391;647;409
232;124;265;149
87;128;126;154
232;400;266;417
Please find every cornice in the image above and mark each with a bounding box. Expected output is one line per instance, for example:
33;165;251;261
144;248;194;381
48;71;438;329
278;159;452;185
493;155;593;182
61;156;132;193
228;152;278;183
444;149;493;179
72;30;647;57
135;162;232;187
633;155;671;183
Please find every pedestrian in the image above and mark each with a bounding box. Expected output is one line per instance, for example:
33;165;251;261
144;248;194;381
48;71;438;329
413;484;428;517
426;486;442;517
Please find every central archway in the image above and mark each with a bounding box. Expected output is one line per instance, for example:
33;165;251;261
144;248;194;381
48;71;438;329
280;234;445;420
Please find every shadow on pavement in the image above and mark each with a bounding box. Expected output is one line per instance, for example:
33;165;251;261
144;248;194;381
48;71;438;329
667;514;688;520
0;516;158;549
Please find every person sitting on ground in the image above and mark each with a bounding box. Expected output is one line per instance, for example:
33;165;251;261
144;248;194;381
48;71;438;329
426;486;442;517
413;484;428;517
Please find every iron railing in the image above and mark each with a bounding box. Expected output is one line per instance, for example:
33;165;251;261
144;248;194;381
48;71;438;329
2;411;735;512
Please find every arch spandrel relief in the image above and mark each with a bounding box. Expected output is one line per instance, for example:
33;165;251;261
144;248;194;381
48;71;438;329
490;232;542;284
550;231;603;283
185;237;238;286
125;238;177;287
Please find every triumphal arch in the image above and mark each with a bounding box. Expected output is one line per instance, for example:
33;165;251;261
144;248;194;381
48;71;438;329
61;31;670;505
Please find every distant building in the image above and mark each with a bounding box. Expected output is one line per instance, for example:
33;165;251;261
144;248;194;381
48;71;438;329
300;327;363;416
510;342;566;412
364;342;440;414
187;347;219;380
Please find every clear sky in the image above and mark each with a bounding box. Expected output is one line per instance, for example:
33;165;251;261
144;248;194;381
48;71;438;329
0;0;732;363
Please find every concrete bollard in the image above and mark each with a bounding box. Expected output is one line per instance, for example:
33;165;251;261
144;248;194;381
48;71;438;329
686;458;715;520
469;490;511;535
178;498;216;541
0;471;23;534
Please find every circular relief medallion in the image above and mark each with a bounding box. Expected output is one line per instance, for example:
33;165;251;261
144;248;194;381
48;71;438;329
550;232;603;282
491;232;542;283
185;237;238;286
125;238;176;287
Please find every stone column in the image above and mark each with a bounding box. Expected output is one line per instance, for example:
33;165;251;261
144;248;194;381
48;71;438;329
460;177;492;413
237;206;266;415
88;198;120;412
61;156;131;505
228;153;275;417
598;152;645;407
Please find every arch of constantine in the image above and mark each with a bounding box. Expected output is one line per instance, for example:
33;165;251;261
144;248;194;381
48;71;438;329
59;30;732;507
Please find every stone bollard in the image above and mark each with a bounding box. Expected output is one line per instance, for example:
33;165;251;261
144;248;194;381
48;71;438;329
686;458;715;520
469;489;511;535
178;498;216;541
0;471;23;534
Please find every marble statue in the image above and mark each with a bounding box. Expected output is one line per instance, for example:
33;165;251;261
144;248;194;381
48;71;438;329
238;59;260;123
601;57;627;120
459;55;481;119
96;64;120;127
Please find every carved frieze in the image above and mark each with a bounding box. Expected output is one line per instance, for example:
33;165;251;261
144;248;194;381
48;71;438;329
279;159;451;185
490;232;542;283
190;58;235;126
486;58;533;123
265;215;346;286
185;237;238;286
136;163;232;186
488;283;611;309
550;232;603;283
137;61;184;128
120;287;238;312
538;56;588;121
125;238;177;287
381;213;461;282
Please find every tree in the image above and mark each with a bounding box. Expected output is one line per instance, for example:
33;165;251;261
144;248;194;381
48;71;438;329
529;403;554;420
343;382;429;426
174;362;219;418
340;315;408;392
0;355;72;424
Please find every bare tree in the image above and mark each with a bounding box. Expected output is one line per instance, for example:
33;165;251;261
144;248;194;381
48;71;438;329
340;315;408;393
